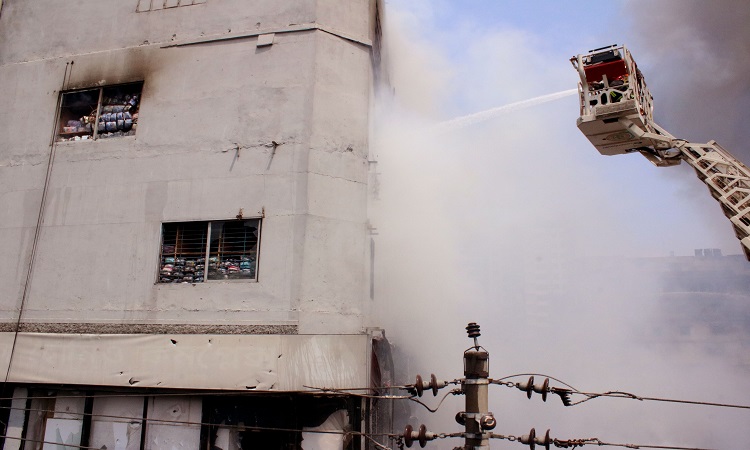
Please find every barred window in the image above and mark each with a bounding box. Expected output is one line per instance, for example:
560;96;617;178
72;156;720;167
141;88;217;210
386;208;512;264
159;219;260;283
57;82;142;142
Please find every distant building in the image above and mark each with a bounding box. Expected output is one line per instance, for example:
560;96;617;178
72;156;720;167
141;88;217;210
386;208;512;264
646;253;750;369
0;1;390;449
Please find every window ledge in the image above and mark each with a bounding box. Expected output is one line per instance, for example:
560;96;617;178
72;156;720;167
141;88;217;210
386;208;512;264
155;279;259;287
57;135;137;144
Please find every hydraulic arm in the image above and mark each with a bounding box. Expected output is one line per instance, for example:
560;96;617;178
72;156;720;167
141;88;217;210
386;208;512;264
571;45;750;259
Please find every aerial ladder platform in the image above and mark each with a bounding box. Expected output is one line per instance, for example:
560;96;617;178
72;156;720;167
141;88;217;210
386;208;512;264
571;44;750;260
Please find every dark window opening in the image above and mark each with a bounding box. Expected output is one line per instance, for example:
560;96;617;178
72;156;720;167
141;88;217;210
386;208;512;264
200;395;356;450
58;82;142;142
160;219;260;283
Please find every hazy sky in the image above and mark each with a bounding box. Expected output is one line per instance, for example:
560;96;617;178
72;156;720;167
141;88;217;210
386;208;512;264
373;2;750;449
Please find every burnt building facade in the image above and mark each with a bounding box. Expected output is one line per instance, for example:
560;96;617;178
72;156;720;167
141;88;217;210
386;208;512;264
0;1;389;449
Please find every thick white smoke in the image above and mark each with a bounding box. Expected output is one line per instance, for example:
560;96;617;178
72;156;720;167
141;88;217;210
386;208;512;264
371;3;750;449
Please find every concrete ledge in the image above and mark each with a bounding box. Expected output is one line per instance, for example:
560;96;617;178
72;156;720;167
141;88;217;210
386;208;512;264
0;323;298;335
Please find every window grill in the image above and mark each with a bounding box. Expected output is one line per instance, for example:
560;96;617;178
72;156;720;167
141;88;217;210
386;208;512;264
159;219;259;283
208;221;259;281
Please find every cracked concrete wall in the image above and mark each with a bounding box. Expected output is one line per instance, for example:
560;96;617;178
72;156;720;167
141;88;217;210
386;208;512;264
0;0;377;338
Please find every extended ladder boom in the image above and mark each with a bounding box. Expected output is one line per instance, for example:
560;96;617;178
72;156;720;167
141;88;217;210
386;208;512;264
621;120;750;259
677;140;750;260
571;44;750;259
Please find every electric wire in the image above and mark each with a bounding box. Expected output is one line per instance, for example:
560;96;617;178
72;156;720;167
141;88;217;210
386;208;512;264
496;373;750;411
303;383;415;392
0;430;399;450
2;374;746;450
3;430;713;450
0;380;448;403
6;374;750;413
0;389;457;424
0;402;398;440
569;391;750;410
407;388;462;413
1;434;100;450
0;386;407;402
488;434;715;450
0;402;727;450
3;61;71;387
363;434;393;450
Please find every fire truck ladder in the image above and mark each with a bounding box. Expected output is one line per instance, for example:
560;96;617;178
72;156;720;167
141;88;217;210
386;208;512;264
623;117;750;259
676;140;750;259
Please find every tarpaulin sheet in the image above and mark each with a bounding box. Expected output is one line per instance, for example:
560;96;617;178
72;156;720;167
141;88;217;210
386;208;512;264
0;332;369;391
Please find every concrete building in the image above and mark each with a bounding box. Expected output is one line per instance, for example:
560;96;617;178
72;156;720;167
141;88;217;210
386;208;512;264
643;253;750;369
0;1;389;449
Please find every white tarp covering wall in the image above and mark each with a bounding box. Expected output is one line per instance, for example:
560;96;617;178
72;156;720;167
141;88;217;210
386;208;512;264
41;396;86;450
145;397;202;450
42;419;82;450
89;396;144;450
0;333;369;391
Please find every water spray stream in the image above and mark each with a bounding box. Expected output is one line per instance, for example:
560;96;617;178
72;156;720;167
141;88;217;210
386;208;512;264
430;88;578;134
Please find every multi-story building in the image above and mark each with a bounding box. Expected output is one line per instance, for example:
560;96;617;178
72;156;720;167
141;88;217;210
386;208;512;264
645;252;750;369
0;1;389;449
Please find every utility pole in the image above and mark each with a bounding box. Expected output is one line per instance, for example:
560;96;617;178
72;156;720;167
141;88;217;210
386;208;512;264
458;323;495;449
400;323;496;449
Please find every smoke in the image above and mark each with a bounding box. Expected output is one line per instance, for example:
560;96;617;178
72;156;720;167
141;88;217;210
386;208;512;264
623;0;750;247
625;0;750;159
371;2;750;449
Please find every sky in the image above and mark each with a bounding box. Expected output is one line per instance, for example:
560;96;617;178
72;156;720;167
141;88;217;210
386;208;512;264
371;1;750;449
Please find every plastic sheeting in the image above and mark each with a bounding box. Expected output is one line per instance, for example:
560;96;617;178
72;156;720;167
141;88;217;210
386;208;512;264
42;419;82;450
90;396;144;450
0;332;369;391
301;409;349;450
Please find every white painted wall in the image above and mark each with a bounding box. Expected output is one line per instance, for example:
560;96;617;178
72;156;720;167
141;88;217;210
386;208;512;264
0;0;382;388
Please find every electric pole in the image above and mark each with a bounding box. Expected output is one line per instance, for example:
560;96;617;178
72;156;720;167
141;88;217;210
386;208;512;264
458;323;495;449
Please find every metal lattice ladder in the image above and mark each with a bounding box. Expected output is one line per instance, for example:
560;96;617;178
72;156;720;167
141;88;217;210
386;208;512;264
677;140;750;259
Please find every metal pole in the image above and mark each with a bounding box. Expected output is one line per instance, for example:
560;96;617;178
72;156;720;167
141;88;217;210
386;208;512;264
462;323;492;449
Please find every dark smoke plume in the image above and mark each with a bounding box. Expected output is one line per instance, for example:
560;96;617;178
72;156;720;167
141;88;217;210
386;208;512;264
626;0;750;162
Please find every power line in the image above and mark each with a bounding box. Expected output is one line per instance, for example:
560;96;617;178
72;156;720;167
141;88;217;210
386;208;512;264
495;373;750;411
1;400;722;450
2;434;100;450
488;433;716;450
569;391;750;410
408;388;462;413
0;387;406;402
0;403;393;438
